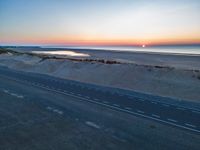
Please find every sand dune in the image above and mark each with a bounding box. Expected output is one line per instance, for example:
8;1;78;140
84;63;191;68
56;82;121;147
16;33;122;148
0;48;200;102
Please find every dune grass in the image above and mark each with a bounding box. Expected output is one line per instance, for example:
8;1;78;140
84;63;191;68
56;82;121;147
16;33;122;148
0;47;20;54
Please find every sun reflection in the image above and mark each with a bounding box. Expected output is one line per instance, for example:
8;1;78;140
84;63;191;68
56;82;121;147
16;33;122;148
32;51;90;57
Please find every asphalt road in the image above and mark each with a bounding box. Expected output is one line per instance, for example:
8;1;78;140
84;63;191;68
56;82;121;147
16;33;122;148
0;66;199;134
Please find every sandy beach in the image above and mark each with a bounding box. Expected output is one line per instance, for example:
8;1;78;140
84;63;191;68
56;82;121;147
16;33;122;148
0;47;200;102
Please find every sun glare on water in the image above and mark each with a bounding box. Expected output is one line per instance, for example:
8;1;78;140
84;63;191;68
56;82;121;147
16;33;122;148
142;45;146;48
32;51;90;57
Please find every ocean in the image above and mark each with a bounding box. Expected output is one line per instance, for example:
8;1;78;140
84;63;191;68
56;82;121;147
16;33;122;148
42;45;200;55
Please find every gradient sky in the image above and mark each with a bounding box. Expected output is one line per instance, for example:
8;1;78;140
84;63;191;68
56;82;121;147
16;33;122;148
0;0;200;46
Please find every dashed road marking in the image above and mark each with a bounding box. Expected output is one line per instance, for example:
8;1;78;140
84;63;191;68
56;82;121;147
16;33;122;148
113;104;120;107
185;123;196;128
152;114;160;118
1;74;200;133
3;90;9;93
53;109;63;115
94;98;99;101
136;98;144;102
125;107;132;110
85;121;100;129
137;110;144;114
3;89;24;99
46;106;63;115
167;118;177;123
46;106;53;110
162;104;170;107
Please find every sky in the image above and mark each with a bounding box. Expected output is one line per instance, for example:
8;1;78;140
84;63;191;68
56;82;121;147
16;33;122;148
0;0;200;46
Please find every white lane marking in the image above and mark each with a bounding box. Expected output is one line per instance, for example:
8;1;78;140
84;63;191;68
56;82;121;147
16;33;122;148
2;76;200;133
125;107;132;110
162;104;169;107
136;98;144;102
124;93;198;111
16;95;24;99
3;89;24;99
185;123;196;128
167;118;177;123
85;121;100;129
53;109;63;115
46;106;53;110
113;104;120;107
137;110;144;114
3;90;9;93
151;101;157;104
10;93;18;97
46;106;63;115
177;107;186;111
152;114;160;118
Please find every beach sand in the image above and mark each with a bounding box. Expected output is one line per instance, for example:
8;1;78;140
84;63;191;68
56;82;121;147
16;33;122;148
0;47;200;102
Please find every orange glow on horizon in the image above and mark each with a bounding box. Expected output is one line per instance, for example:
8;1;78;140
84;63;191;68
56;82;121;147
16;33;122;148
1;0;200;47
1;35;200;46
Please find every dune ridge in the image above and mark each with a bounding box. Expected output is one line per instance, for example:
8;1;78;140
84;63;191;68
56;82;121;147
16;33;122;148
0;47;200;102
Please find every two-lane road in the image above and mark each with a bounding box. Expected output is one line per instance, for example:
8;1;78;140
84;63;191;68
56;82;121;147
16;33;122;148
0;66;199;133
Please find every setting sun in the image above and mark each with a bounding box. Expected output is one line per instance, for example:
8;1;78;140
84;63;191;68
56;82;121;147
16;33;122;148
0;1;200;149
0;0;200;46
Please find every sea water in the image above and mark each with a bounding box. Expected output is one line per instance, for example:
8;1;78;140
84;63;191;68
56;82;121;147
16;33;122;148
42;45;200;55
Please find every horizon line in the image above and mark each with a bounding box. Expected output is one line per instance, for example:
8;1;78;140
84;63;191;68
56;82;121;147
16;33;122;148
1;43;200;47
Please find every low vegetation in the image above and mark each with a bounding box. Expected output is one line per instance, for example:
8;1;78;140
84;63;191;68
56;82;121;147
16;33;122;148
68;58;121;64
0;47;8;54
0;48;122;65
0;47;21;55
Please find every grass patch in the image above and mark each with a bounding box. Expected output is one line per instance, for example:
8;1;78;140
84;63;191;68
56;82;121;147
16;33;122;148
0;47;21;55
0;47;8;54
